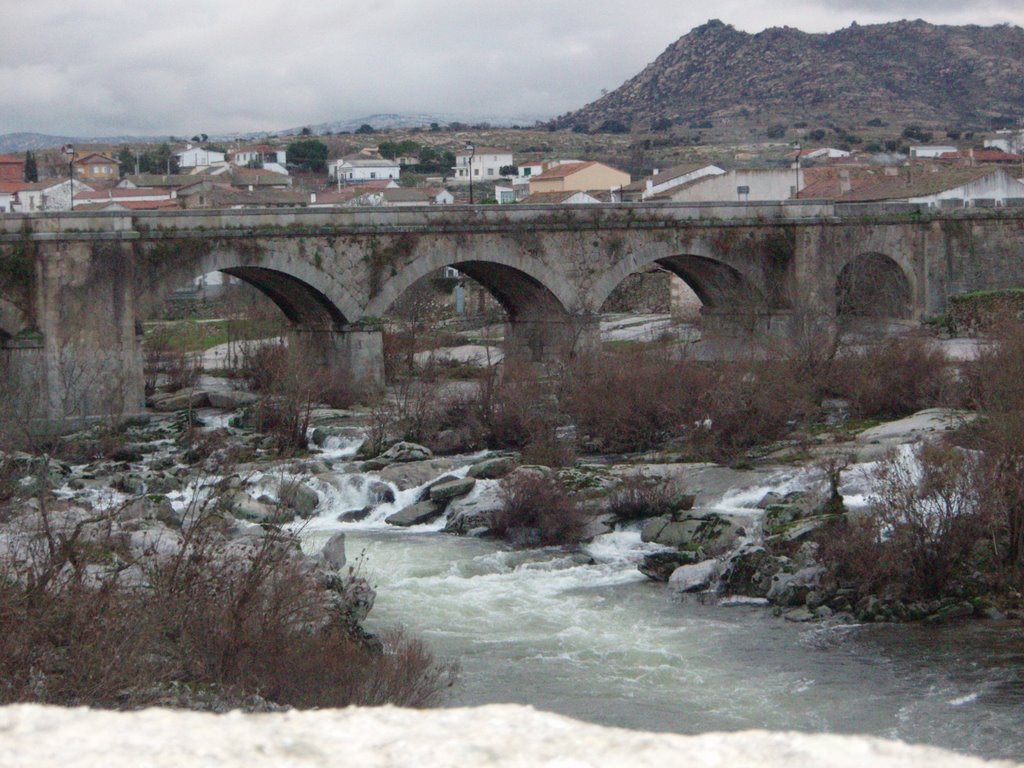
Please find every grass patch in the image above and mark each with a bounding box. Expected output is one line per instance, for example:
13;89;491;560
144;319;284;353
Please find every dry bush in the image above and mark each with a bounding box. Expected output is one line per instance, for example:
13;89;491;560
828;336;952;418
565;350;693;453
818;442;991;601
237;342;354;454
492;472;585;547
608;472;691;520
566;351;811;461
143;334;199;395
0;504;456;709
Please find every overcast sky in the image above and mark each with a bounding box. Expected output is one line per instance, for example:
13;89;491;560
3;1;1022;137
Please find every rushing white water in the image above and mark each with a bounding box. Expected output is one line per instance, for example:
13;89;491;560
291;450;1024;762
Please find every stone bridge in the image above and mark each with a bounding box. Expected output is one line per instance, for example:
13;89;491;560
2;200;1023;423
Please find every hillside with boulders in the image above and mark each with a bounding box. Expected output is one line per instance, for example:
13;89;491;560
555;19;1024;133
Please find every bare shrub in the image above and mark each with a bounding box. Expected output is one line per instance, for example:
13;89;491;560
566;351;812;461
0;503;456;709
608;472;691;520
492;472;585;547
143;332;199;394
829;336;952;418
237;342;354;454
818;442;991;601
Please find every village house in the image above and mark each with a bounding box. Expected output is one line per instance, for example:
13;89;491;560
528;161;631;196
174;144;227;168
329;157;401;184
0;182;27;212
935;149;1022;166
15;179;96;212
621;163;726;202
656;168;805;203
73;153;119;182
522;190;602;205
784;147;852;162
344;187;453;208
985;130;1024;155
453;146;513;183
228;145;287;174
73;186;179;211
0;155;26;183
830;166;1024;208
908;145;958;159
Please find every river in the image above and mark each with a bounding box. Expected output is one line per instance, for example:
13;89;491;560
294;441;1024;763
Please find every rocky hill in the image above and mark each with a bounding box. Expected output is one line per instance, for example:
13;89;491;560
556;19;1024;132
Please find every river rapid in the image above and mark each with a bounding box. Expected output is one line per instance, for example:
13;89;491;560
295;439;1024;763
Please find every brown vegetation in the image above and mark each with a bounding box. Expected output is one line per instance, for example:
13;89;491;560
492;472;586;547
0;502;455;709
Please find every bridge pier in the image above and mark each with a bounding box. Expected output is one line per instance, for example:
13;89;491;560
503;314;599;366
288;325;384;396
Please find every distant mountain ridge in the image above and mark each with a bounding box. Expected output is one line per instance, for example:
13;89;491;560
0;112;545;154
555;19;1024;131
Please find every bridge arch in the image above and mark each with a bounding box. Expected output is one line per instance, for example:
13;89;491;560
834;252;913;321
364;247;576;321
137;241;362;329
589;240;769;313
364;245;583;364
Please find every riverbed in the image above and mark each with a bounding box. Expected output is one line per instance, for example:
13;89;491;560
296;447;1024;763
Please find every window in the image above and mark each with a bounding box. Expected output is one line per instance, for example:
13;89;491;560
487;168;494;176
473;168;480;177
370;172;376;179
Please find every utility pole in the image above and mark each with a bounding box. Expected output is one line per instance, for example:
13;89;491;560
466;143;476;204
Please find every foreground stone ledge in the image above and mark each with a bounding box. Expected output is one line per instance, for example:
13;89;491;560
0;704;1018;768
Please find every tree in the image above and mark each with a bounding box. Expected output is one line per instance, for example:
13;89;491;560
300;126;312;136
766;124;786;139
138;143;179;175
23;151;37;183
499;165;517;177
355;124;375;135
597;119;630;134
285;139;328;172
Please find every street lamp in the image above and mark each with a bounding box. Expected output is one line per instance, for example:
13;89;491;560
791;141;801;199
466;142;476;204
63;144;75;211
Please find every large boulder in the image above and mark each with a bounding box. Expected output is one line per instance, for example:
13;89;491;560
386;500;446;527
226;492;291;525
278;480;319;518
720;546;791;598
640;511;746;554
767;566;825;607
637;550;705;582
320;532;347;570
429;477;476;502
467;456;518;480
150;390;210;412
207;390;259;410
380;442;433;463
444;483;503;535
377;459;459;491
669;559;721;593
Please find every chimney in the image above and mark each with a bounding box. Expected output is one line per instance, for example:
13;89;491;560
884;166;899;177
839;170;851;195
310;192;317;204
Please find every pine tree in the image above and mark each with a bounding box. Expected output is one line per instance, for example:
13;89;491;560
23;151;38;182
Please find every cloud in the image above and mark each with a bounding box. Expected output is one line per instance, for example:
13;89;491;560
2;1;1022;136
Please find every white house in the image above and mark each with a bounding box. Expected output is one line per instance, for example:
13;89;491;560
908;145;958;159
621;163;726;201
329;157;401;183
174;144;227;168
986;130;1024;155
837;166;1024;208
15;179;96;212
229;145;287;174
453;146;513;183
657;169;805;203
